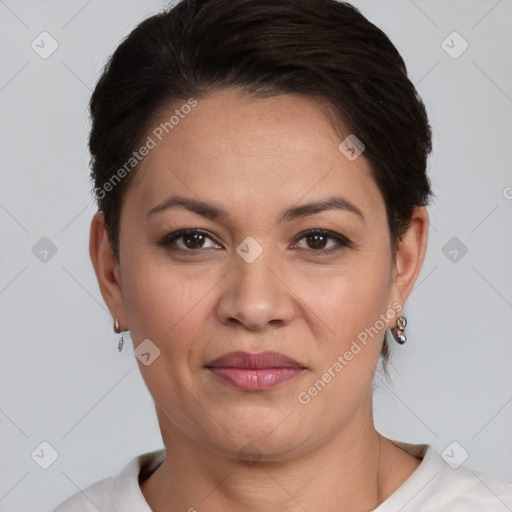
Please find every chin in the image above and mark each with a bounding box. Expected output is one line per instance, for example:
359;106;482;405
208;408;309;459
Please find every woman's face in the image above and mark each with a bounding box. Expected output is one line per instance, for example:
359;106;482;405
93;88;427;460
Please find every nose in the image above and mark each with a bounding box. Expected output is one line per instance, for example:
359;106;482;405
215;244;296;331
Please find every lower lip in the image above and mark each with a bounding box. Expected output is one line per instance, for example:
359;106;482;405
207;367;304;391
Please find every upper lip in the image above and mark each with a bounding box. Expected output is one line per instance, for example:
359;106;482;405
206;351;306;369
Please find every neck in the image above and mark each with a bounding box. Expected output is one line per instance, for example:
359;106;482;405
140;407;412;512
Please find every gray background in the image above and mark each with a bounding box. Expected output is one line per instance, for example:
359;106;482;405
0;0;511;510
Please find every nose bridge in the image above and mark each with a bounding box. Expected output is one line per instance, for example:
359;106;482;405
217;240;294;329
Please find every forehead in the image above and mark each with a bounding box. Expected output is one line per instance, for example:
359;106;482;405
126;89;385;223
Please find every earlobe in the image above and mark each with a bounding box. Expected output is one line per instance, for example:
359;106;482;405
89;212;127;329
390;207;429;306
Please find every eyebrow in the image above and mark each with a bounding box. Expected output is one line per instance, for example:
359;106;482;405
146;195;364;223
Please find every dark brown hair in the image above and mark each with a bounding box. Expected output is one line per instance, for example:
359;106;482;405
88;0;433;365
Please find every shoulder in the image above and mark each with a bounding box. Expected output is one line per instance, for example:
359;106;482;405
53;449;165;512
378;441;512;512
427;459;512;510
53;475;116;512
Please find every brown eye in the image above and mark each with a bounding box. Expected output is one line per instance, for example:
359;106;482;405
181;232;207;249
305;232;329;250
294;230;351;254
159;229;221;251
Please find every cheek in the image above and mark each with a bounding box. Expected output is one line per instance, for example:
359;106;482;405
299;273;391;416
312;259;391;344
119;254;216;411
120;252;213;347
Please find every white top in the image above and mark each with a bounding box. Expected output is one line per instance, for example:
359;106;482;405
54;441;512;511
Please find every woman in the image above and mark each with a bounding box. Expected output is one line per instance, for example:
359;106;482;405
55;0;512;510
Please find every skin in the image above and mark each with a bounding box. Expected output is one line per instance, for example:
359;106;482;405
90;88;428;512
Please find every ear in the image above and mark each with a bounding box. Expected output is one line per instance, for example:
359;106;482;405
89;212;128;330
388;206;429;309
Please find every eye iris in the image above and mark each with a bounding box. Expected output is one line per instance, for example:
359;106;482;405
307;233;327;250
184;232;205;249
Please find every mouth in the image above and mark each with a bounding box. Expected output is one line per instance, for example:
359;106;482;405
205;351;307;391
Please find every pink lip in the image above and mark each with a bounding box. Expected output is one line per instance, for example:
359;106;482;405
206;351;306;391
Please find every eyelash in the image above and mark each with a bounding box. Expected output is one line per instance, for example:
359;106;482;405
158;228;352;255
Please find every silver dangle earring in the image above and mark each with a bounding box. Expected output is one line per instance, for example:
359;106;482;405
391;316;407;344
114;318;124;352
